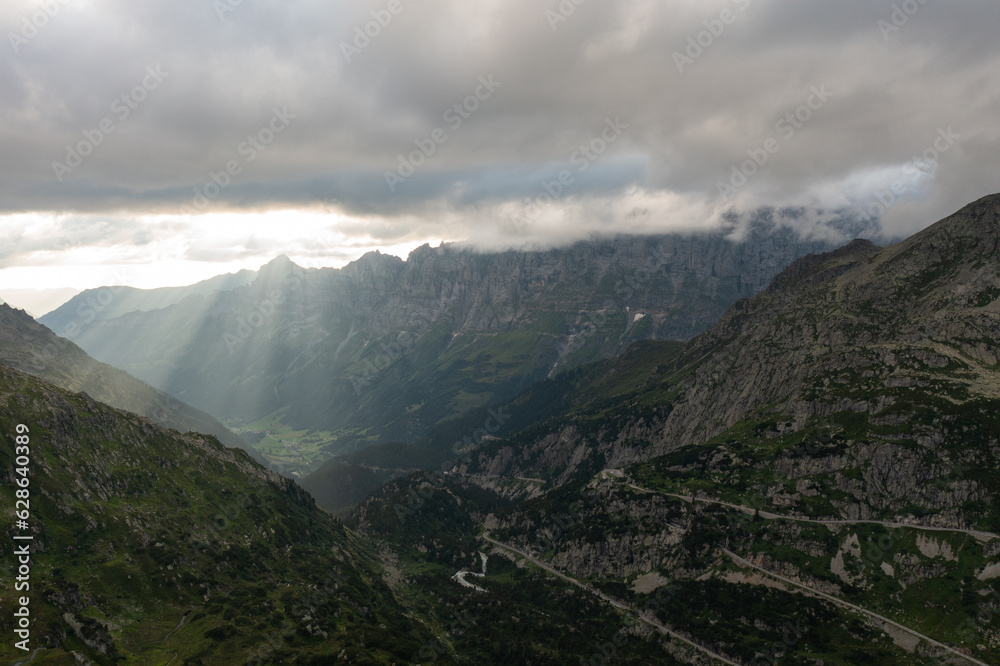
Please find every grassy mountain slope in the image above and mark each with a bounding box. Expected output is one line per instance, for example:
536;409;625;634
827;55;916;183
0;303;265;466
0;364;433;664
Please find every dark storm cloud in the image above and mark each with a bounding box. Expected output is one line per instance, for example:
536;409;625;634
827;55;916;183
1;0;998;248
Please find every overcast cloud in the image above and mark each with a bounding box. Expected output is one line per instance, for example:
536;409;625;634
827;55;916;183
1;0;998;288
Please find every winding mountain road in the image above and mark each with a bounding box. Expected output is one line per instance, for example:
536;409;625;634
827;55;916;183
136;608;192;665
721;548;989;666
12;647;44;666
595;474;994;663
483;532;742;666
452;552;489;592
625;482;1000;542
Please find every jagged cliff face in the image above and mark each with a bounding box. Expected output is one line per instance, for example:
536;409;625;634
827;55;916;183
661;195;1000;450
40;226;832;473
347;228;821;339
459;195;1000;529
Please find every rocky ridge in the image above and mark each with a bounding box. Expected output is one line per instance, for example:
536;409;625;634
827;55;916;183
40;224;836;472
456;194;1000;529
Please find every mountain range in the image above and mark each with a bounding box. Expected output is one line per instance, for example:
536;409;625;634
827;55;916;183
40;221;838;477
40;269;256;332
0;333;697;664
456;194;1000;528
3;196;999;663
380;193;1000;664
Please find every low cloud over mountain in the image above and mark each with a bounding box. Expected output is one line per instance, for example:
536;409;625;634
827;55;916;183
1;1;998;285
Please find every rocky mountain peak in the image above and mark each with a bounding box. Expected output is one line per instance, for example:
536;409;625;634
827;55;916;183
766;237;880;296
844;193;1000;310
0;301;34;323
340;249;405;280
251;254;306;292
894;192;1000;261
257;253;299;275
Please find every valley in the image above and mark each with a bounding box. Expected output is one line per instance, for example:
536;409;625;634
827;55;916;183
4;3;997;663
220;414;337;477
3;196;1000;663
40;225;837;478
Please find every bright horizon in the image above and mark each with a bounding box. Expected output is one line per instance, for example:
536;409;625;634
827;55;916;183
0;209;450;293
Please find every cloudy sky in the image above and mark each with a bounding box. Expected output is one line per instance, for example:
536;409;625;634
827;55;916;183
0;0;998;295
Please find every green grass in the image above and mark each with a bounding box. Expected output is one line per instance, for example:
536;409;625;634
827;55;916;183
0;366;436;665
222;412;337;475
